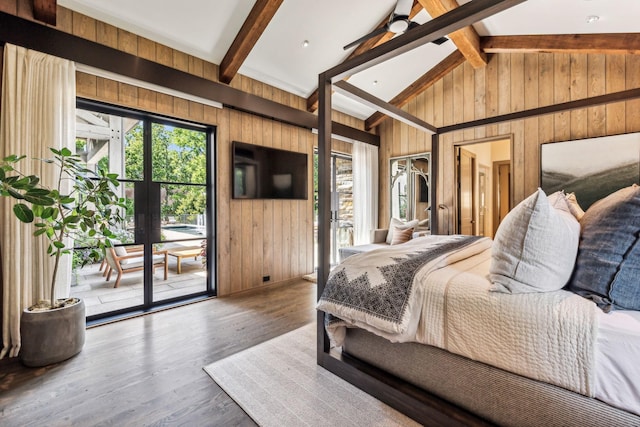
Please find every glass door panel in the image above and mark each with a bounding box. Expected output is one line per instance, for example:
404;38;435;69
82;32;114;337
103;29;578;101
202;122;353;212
328;154;353;266
71;109;146;317
71;103;214;321
390;158;408;220
150;124;209;303
334;156;353;265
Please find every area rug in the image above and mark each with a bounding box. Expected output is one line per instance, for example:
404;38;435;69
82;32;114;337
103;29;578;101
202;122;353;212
203;323;419;427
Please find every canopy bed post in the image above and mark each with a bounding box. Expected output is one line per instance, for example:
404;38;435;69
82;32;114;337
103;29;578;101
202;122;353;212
430;133;440;234
317;72;332;358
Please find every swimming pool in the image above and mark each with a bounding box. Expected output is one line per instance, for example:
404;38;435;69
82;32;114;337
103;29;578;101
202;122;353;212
162;225;205;236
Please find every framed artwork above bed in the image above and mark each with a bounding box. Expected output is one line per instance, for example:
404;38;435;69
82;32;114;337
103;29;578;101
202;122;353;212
540;132;640;210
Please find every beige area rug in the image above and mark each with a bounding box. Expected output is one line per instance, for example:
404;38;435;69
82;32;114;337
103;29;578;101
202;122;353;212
203;324;419;427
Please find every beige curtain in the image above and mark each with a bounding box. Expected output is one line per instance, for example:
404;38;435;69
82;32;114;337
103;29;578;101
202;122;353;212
353;141;379;245
0;44;75;359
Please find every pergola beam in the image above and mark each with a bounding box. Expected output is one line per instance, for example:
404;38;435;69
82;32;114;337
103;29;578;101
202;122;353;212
325;0;525;83
365;49;465;130
334;81;437;134
306;1;424;113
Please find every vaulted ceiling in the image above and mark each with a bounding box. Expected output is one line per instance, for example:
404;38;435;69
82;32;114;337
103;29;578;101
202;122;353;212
56;0;640;131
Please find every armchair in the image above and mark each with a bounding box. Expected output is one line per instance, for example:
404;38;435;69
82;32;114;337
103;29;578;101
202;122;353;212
104;245;168;288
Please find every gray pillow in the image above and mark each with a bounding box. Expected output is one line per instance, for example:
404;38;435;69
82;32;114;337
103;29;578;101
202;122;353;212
490;188;580;293
567;185;640;312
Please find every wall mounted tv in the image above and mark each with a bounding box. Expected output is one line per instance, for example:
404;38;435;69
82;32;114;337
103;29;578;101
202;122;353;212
232;141;308;200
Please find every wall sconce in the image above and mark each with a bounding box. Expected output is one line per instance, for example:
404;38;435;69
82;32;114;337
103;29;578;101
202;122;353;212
438;204;450;235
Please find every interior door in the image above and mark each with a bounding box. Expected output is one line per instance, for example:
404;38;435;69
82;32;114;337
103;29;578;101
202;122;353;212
458;147;476;235
493;160;511;236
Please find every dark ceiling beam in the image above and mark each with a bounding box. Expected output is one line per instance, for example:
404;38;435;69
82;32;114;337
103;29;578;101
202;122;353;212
325;0;526;83
481;33;640;55
33;0;56;25
419;0;487;68
0;11;378;146
306;1;424;113
219;0;284;84
333;80;437;134
365;49;465;130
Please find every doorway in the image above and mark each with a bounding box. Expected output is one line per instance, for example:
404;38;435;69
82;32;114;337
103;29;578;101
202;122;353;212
330;154;354;265
493;160;511;237
457;147;476;235
71;101;216;321
313;151;353;267
454;138;511;237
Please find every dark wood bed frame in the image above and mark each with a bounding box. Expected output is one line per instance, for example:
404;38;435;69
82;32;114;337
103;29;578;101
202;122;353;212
315;0;640;425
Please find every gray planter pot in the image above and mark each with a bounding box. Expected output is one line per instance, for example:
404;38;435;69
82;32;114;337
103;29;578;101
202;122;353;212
20;298;86;367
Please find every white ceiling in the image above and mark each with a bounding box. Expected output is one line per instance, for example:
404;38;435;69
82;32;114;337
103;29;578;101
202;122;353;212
58;0;640;120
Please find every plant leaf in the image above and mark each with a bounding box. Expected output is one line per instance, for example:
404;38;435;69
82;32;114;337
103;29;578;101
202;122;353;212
24;194;55;206
13;204;34;222
7;188;24;199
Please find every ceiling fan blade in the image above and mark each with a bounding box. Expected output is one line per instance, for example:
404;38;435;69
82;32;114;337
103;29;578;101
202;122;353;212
431;36;449;45
343;26;388;50
393;0;413;18
405;21;449;45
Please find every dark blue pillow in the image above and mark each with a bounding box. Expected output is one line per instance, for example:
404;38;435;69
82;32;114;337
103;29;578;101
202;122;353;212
567;185;640;312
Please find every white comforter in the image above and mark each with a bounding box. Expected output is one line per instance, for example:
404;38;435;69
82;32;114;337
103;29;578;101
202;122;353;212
421;248;597;396
318;236;598;397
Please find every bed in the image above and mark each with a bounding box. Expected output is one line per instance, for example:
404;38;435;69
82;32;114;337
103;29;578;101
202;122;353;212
317;187;640;426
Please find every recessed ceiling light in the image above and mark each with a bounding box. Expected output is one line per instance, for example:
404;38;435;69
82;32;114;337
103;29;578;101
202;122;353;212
586;15;600;23
302;40;310;48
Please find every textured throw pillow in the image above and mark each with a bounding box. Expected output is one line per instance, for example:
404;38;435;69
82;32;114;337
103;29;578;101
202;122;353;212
390;227;414;245
547;191;584;221
386;218;419;244
565;192;585;220
567;184;640;312
110;240;127;257
490;188;580;293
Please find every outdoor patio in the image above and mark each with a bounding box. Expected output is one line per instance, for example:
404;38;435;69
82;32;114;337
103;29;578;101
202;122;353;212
71;244;208;317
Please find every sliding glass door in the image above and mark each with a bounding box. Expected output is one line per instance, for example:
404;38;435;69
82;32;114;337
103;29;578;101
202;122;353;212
70;100;215;321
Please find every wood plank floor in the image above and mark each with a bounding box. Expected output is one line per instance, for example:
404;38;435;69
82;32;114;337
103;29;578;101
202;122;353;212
0;279;317;426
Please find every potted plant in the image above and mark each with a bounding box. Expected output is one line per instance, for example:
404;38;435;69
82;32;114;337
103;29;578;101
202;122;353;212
0;147;125;366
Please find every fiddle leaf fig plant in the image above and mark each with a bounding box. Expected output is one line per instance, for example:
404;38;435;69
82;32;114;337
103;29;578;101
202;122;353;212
0;147;126;310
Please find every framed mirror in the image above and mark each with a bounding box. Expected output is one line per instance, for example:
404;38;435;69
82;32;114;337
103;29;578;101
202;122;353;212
390;153;430;231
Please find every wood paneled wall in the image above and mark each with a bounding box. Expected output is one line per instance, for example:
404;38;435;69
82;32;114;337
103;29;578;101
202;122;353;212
379;52;640;233
0;2;359;296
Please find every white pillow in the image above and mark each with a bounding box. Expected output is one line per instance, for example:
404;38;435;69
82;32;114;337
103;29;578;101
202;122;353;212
386;218;419;244
489;188;580;293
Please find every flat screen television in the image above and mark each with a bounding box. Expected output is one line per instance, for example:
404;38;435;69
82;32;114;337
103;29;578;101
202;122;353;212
232;141;308;199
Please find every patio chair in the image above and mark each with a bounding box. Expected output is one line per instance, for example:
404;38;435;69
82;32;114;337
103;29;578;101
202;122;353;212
101;244;143;277
104;245;168;288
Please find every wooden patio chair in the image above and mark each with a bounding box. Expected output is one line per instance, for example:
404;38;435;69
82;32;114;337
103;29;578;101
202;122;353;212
104;245;168;288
